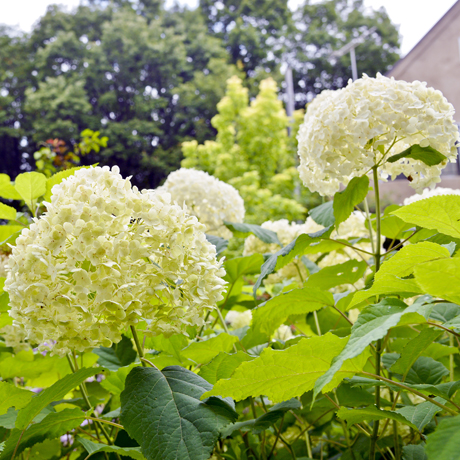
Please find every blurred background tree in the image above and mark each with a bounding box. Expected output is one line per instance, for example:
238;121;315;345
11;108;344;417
0;0;400;189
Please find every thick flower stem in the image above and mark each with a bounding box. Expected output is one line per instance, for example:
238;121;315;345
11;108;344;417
130;325;147;367
369;166;382;460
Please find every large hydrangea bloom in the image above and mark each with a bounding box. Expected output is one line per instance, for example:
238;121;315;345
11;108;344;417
403;187;460;206
160;168;245;239
297;74;459;196
5;166;226;355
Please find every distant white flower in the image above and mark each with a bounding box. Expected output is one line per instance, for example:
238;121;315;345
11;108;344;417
160;168;245;239
243;218;323;284
403;187;460;205
226;309;252;329
5;166;226;355
297;74;459;196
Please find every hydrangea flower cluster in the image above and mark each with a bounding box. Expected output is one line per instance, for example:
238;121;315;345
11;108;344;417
297;74;459;196
243;218;323;284
403;187;460;205
0;253;9;277
4;166;226;355
160;168;245;239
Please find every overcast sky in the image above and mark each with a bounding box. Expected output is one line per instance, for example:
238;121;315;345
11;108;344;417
0;0;457;56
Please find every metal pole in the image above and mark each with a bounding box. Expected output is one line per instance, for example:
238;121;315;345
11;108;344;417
350;47;358;81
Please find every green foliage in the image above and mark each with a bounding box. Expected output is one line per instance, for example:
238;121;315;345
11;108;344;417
387;144;447;166
425;415;460;460
78;437;144;460
120;366;237;460
333;175;369;227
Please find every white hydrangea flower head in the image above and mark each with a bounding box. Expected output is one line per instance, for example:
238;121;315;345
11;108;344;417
297;74;459;196
225;309;252;329
0;324;29;352
243;218;323;284
5;166;226;355
160;168;245;239
273;324;294;342
403;187;460;206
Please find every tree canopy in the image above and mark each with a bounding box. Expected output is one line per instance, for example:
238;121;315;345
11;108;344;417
0;0;400;187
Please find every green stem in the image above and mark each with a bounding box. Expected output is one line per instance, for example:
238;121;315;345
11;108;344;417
215;306;238;352
313;310;322;336
450;335;455;382
130;325;146;367
363;197;376;254
369;166;382;460
68;352;113;445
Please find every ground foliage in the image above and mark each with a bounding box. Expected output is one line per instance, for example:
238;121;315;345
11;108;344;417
1;163;460;460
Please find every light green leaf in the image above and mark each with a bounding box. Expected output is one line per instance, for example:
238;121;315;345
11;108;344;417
391;328;443;376
392;195;460;239
0;382;33;416
333;175;369;227
224;221;281;245
402;444;427;460
0;408;85;460
349;242;450;308
15;367;101;429
305;260;367;291
425;414;460;460
44;167;86;201
25;438;61;460
397;398;444;431
251;287;334;337
377;205;413;239
224;254;264;284
181;333;239;364
414;258;460;304
314;298;426;399
0;203;16;221
14;172;47;207
100;364;138;395
0;225;23;246
309;201;335;227
387;144;447;166
121;366;237;460
93;335;137;371
203;333;370;403
78;437;144;460
337;406;418;430
0;174;21;200
199;351;254;385
146;333;188;361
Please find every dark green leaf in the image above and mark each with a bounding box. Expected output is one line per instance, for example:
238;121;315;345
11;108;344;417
405;357;449;385
309;201;335;227
387;144;447;166
402;444;427;460
333;176;369;227
397;397;444;431
425;414;460;460
120;366;237;460
224;221;281;245
429;303;460;323
337;406;418;430
94;335;137;371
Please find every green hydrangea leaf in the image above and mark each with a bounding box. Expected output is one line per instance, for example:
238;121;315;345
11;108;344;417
310;201;335;227
205;234;228;257
78;437;144;460
199;351;254;385
251;287;334;337
425;414;460;460
121;366;237;460
414;258;460;304
305;260;367;291
181;334;239;364
15;367;102;430
0;382;33;416
0;408;85;460
337;406;418;430
14;172;47;207
0;174;21;200
402;444;427;460
387;144;447;166
224;221;281;245
203;333;369;403
397;397;444;431
224;254;264;284
404;357;449;385
94;335;137;371
0;203;17;221
314;298;429;400
392;195;460;239
333;175;369;227
349;242;450;308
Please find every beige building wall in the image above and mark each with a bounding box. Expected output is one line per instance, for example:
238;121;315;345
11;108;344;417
387;0;460;121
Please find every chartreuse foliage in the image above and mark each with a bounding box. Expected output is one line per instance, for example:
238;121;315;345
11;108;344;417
3;166;460;460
